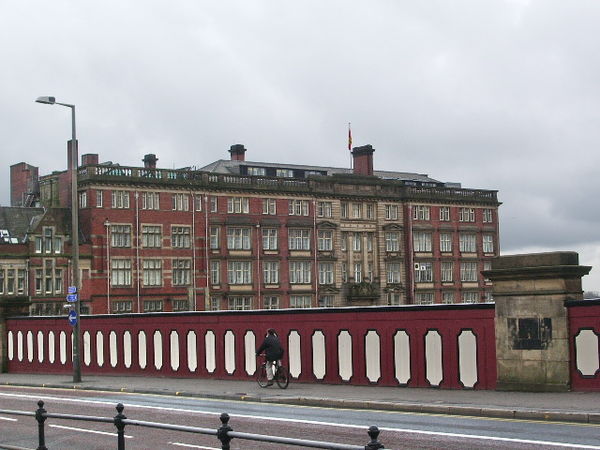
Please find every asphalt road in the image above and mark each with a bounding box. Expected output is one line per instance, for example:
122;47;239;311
0;386;599;449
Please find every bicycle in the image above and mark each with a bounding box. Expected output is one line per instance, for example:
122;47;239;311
256;355;289;389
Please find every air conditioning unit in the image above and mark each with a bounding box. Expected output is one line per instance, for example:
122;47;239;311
414;263;420;270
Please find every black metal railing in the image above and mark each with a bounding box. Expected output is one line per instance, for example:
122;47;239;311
0;401;386;450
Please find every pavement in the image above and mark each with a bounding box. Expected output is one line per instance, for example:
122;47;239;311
1;373;599;424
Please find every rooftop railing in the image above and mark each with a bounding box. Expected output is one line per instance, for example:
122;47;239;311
78;164;498;203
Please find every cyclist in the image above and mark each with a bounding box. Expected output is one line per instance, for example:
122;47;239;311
256;328;284;386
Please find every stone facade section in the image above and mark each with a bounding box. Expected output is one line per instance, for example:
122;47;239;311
485;251;591;392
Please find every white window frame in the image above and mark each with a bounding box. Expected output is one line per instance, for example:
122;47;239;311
227;197;249;214
288;199;309;216
441;261;454;282
317;230;333;251
289;261;311;284
385;232;400;252
460;261;478;282
112;190;130;209
439;206;450;221
227;261;252;284
413;232;432;252
459;233;477;253
318;262;334;285
263;261;279;284
227;227;251;250
413;205;430;221
385;204;398;220
440;233;452;252
262;228;278;250
262;198;276;215
288;229;311;250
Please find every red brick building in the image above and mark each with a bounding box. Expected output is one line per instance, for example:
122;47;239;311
6;143;500;315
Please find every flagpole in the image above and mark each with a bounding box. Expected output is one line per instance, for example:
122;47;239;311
348;122;353;170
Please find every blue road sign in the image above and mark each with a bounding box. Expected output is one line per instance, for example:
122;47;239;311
66;294;78;302
68;286;77;294
68;310;77;326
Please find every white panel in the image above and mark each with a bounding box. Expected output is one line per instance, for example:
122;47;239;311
123;331;132;369
205;330;216;373
425;330;443;387
576;329;600;376
48;332;55;364
170;331;180;371
7;331;13;361
110;331;118;368
312;331;326;380
59;331;67;365
224;331;235;374
365;331;381;383
17;331;23;362
37;331;44;363
393;330;411;384
289;331;301;378
338;331;353;381
154;331;163;370
83;331;91;366
138;331;147;369
458;330;478;388
96;332;104;367
27;331;34;363
187;331;197;372
244;331;256;375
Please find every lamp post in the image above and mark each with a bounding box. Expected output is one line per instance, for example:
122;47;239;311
35;96;82;383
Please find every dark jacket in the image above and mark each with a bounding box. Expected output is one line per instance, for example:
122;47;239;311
256;334;284;361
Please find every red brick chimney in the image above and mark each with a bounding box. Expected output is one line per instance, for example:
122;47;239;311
81;153;99;166
352;144;375;176
229;144;247;161
143;154;158;169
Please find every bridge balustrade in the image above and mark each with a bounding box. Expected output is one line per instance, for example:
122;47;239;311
5;305;497;389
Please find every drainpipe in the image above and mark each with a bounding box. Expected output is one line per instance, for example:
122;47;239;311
191;191;197;311
407;204;414;304
104;220;111;313
256;223;261;308
135;192;140;313
204;195;210;310
313;199;318;306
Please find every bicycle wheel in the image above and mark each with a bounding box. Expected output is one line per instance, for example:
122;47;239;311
257;364;270;388
276;365;289;389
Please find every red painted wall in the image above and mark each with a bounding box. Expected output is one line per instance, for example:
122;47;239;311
567;300;600;391
6;305;497;389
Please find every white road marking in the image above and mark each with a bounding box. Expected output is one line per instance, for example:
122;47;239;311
170;442;220;449
49;424;133;439
377;426;600;449
0;416;18;422
0;391;598;449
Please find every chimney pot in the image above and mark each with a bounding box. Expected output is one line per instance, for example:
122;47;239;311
229;144;247;161
143;154;158;169
81;153;99;166
351;144;375;176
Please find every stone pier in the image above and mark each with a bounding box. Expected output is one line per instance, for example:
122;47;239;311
485;252;591;391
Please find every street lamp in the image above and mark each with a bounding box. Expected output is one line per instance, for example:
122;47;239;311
36;96;82;383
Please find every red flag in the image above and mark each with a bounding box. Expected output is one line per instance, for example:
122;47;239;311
348;123;352;151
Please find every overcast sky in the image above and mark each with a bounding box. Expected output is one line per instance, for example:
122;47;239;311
2;1;599;291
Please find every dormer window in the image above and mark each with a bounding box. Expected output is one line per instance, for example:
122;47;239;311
247;167;266;176
276;169;294;178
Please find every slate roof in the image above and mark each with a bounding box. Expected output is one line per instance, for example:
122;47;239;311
0;207;45;243
199;159;443;184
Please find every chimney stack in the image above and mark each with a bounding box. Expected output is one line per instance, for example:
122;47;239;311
352;144;375;176
143;154;158;169
229;144;247;161
81;153;99;166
